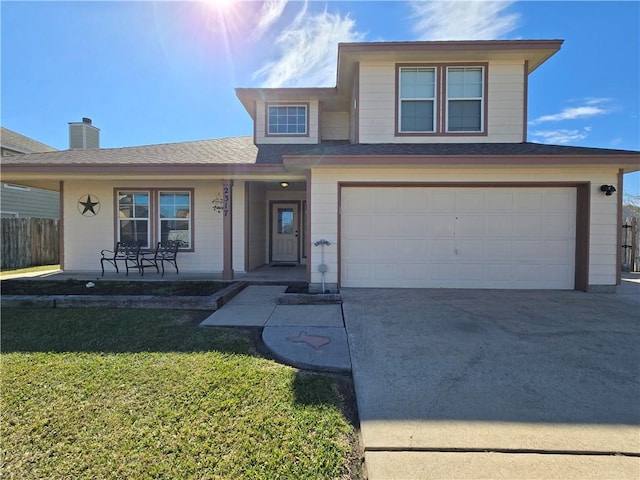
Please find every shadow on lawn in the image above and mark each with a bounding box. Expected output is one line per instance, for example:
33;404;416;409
0;308;255;355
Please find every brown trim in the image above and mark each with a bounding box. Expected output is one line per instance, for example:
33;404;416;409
59;181;64;270
395;63;489;137
339;181;586;188
617;169;624;285
306;170;312;283
268;200;302;264
575;183;591;292
222;179;234;280
244;183;250;273
2;164;291;175
337;183;342;289
283;154;640;168
353;61;360;144
523;60;529;142
337;181;590;291
253;101;257;145
264;102;311;138
317;101;322;142
113;187;195;252
339;40;564;53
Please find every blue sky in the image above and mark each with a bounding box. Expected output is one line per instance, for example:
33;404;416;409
2;1;639;197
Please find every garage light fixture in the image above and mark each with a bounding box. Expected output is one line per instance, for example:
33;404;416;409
280;181;289;189
600;185;616;196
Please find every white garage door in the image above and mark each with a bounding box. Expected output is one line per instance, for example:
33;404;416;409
341;187;576;289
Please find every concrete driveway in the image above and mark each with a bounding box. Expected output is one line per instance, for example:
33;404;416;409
342;279;640;479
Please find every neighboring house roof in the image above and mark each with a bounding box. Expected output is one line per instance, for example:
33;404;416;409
1;127;57;154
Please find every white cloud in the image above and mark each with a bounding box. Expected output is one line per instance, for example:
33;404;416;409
530;105;609;125
253;5;365;87
253;0;289;39
531;129;589;145
409;1;520;40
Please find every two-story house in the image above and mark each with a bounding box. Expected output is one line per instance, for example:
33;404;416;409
2;40;639;291
1;127;59;218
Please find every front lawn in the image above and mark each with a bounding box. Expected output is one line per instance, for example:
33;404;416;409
1;308;361;479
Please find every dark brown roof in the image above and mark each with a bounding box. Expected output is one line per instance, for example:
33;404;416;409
2;136;637;170
281;142;640;158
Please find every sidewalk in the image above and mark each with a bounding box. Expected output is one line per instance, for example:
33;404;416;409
199;285;351;373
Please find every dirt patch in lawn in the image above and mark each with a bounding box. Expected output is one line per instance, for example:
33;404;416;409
1;280;232;296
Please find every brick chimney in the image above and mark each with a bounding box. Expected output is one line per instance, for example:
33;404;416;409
69;117;100;149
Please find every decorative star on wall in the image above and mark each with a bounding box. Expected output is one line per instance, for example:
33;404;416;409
78;194;100;216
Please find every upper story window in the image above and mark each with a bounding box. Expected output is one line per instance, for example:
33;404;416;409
399;67;436;133
267;104;308;135
397;64;486;136
446;67;484;132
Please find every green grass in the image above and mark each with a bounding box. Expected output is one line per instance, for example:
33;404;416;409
0;264;59;276
1;308;360;479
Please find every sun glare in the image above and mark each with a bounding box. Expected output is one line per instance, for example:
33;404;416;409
203;0;236;11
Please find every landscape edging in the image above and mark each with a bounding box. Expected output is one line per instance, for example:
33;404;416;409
1;281;248;310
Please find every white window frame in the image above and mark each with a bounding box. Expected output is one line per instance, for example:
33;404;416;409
445;66;485;133
117;190;151;249
398;67;437;133
158;190;192;248
266;104;308;136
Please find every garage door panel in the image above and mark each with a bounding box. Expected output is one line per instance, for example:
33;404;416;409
371;215;397;235
399;215;428;235
516;192;544;212
372;190;399;212
343;238;370;259
341;187;576;289
426;215;455;235
400;189;428;211
343;215;370;236
485;191;515;211
371;239;398;259
456;215;485;236
428;191;456;212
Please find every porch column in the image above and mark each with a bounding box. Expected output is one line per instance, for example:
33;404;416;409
222;179;234;280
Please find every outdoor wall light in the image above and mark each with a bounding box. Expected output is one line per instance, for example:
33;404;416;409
600;185;617;196
280;181;289;189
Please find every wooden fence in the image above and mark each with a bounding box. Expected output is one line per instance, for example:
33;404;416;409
1;218;59;270
622;216;639;272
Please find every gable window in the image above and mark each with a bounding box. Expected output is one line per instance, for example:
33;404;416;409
396;64;487;135
117;189;193;250
399;67;436;133
446;67;484;132
267;104;307;135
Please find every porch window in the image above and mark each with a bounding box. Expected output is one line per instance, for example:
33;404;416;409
159;191;191;247
117;189;193;249
118;191;150;248
267;104;308;135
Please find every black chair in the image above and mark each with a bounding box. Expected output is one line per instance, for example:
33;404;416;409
139;240;182;277
100;241;141;276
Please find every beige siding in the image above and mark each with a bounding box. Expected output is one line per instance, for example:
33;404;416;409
309;167;620;288
63;180;224;273
247;182;268;270
357;61;525;143
321;111;350;140
255;100;319;144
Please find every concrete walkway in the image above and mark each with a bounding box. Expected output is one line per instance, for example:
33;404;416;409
199;285;350;372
